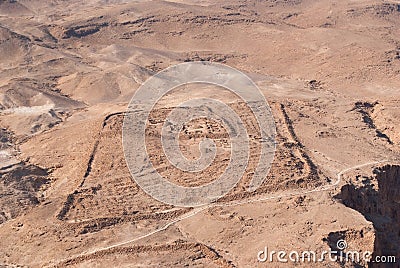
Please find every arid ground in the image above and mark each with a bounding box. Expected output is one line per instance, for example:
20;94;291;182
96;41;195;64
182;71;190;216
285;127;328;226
0;0;399;267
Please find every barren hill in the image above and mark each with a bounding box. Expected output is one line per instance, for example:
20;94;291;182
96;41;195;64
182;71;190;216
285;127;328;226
0;0;399;267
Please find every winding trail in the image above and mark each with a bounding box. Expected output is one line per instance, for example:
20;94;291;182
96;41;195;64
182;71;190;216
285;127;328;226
47;159;391;267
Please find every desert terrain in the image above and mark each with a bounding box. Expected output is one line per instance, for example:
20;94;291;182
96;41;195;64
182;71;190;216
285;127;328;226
0;0;399;267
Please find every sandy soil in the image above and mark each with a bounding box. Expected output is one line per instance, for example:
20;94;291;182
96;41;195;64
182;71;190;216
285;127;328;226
0;0;399;267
